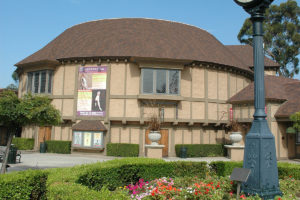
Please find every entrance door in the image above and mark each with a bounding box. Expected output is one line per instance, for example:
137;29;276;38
38;127;52;144
145;129;168;157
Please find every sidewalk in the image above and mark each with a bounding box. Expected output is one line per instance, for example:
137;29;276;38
1;152;299;173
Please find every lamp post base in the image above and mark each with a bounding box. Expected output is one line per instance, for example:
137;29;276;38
242;118;282;199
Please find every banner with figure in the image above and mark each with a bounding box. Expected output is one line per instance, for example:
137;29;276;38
77;66;107;116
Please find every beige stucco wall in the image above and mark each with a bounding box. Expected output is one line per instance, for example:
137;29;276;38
110;63;125;95
19;59;260;157
231;102;294;159
63;65;76;95
207;69;218;99
181;67;191;98
53;66;64;95
192;67;205;98
62;99;74;117
265;70;277;76
126;63;140;95
218;71;227;100
178;101;190;119
192;102;205;120
125;99;140;118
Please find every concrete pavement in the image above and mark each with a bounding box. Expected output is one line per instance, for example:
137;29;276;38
1;151;299;173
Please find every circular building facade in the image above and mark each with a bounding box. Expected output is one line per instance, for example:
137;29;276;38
17;18;292;159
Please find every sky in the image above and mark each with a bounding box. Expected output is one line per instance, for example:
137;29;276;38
0;0;296;88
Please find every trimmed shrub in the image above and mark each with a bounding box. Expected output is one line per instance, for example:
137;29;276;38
106;143;139;157
78;158;208;191
278;162;300;180
0;170;48;200
209;161;300;180
175;144;225;157
12;137;34;150
209;161;243;176
45;140;71;154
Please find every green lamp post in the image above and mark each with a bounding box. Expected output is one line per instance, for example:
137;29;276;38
233;0;282;199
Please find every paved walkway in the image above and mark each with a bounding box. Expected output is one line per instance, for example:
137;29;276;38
1;151;299;173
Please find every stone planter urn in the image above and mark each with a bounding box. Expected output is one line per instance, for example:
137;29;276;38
229;132;243;146
148;131;161;145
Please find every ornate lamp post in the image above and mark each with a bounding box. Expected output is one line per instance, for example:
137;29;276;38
233;0;282;199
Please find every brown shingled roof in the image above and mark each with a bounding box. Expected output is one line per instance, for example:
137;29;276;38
228;76;300;118
226;45;279;68
275;82;300;118
72;120;107;131
16;18;250;72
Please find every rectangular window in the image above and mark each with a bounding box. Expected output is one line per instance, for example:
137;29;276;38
73;131;104;148
48;71;53;93
142;69;154;93
34;73;40;93
169;70;179;94
27;70;53;94
142;68;180;95
27;73;33;92
40;71;46;93
156;69;166;93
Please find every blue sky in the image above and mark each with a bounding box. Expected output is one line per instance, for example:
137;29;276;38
0;0;296;88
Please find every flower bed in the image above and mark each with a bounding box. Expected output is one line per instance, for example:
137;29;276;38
124;176;299;200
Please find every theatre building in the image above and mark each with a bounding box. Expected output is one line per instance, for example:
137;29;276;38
15;18;300;159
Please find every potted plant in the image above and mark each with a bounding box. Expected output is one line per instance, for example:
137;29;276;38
228;120;243;146
147;113;161;146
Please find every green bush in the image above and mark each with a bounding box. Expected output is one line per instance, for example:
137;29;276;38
106;143;139;157
209;161;243;176
209;161;300;180
175;144;225;157
78;158;208;191
45;140;71;154
12;137;34;150
0;170;48;200
278;162;300;180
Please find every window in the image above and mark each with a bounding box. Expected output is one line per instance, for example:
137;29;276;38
73;131;104;148
27;70;53;94
142;68;180;95
297;132;300;144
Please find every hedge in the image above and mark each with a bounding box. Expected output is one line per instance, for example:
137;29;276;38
278;162;300;180
78;158;208;191
0;170;48;200
209;161;243;176
106;143;139;157
45;140;71;154
209;161;300;180
175;144;225;157
12;138;34;150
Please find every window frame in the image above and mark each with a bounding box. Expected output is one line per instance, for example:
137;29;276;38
26;70;53;94
72;131;105;149
141;68;180;95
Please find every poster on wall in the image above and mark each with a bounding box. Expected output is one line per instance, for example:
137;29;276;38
93;132;103;147
84;132;92;147
73;132;82;146
77;66;107;116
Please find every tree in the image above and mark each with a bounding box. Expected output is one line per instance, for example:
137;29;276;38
238;0;300;78
12;70;19;84
5;70;19;91
5;84;18;91
290;111;300;132
0;91;61;174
